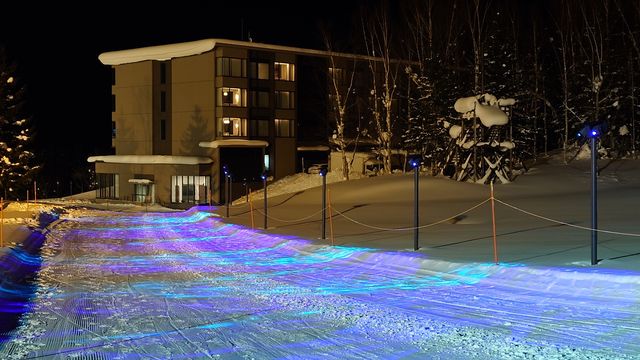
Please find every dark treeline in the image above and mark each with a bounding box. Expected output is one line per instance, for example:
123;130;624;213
327;0;640;182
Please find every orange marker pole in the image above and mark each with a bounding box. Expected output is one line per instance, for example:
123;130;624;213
249;189;255;229
328;189;335;246
490;182;498;264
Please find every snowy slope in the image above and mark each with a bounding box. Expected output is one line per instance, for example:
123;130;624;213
1;157;639;358
1;209;637;358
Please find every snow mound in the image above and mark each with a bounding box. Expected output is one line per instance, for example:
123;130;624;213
234;171;352;204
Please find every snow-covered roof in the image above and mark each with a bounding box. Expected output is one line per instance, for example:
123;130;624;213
297;146;330;152
128;179;153;184
199;139;269;149
87;155;213;165
99;39;402;66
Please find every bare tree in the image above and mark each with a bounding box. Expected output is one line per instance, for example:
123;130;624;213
324;37;359;180
361;6;400;174
465;0;492;179
552;1;578;163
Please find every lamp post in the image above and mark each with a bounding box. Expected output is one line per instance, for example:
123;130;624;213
410;156;421;251
262;172;268;229
223;165;230;218
578;124;602;265
589;129;599;265
320;166;328;240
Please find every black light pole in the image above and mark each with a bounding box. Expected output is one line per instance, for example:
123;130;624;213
320;166;328;240
262;172;268;229
578;125;601;266
226;174;231;217
410;157;421;250
590;131;599;265
223;166;230;218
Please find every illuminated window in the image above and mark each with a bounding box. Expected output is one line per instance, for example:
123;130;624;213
274;62;295;81
218;87;246;107
250;119;269;137
134;184;150;203
216;58;246;77
275;119;294;137
218;117;247;137
264;154;270;170
249;62;269;79
275;91;295;109
171;175;210;204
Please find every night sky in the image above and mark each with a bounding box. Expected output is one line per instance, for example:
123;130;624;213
0;1;361;193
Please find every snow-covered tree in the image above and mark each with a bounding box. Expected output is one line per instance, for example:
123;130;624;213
447;93;516;184
0;48;37;199
401;1;454;173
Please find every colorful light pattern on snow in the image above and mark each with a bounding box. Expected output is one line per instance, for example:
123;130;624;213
1;207;638;358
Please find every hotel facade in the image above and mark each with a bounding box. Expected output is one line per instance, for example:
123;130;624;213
90;39;389;206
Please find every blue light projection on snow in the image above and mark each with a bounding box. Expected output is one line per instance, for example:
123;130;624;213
2;208;638;358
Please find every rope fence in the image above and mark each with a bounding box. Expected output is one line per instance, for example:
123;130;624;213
253;208;326;223
332;199;491;232
219;181;640;266
226;193;640;237
494;198;640;237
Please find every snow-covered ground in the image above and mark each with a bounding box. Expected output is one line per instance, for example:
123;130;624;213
1;156;639;358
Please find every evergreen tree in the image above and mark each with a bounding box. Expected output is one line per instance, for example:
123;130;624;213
404;57;460;174
0;48;37;199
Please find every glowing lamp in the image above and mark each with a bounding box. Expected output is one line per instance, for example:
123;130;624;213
577;123;605;139
319;165;328;177
408;155;421;169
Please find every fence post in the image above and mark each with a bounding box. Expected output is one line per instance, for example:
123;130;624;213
328;189;334;246
490;182;498;264
248;189;255;229
320;166;328;240
262;173;268;229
